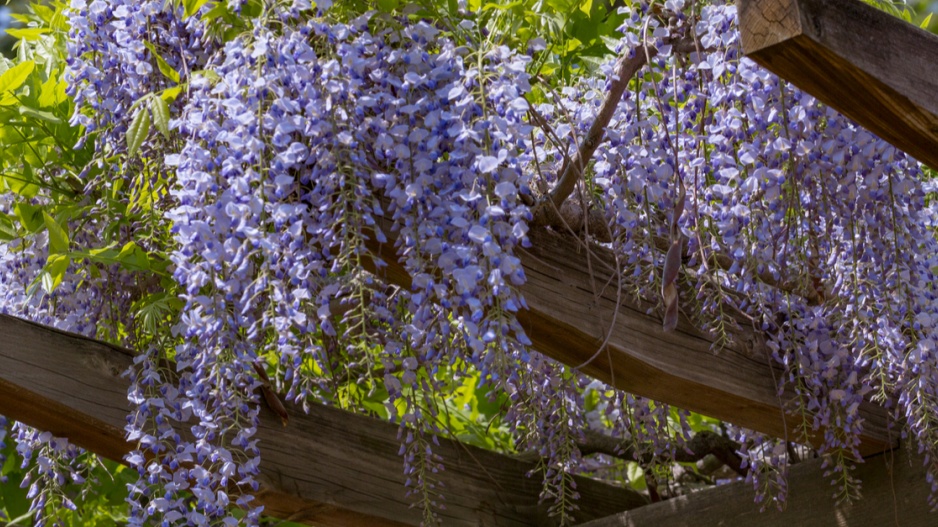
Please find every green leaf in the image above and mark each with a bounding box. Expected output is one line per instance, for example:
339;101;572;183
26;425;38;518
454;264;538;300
42;211;69;253
626;462;647;491
126;106;151;157
376;0;399;11
922;13;933;29
481;1;522;11
89;244;119;258
143;41;181;83
37;71;68;108
0;213;16;240
1;163;40;198
69;243;119;266
579;0;592;16
40;253;70;293
16;40;28;66
128;173;156;213
242;0;262;17
0;61;35;97
116;241;151;271
3;28;50;41
19;105;61;124
150;96;171;137
193;69;221;84
13;202;43;232
183;0;211;18
160;85;184;102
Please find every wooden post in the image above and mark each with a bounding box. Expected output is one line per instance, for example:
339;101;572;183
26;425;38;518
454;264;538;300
0;314;645;526
737;0;938;171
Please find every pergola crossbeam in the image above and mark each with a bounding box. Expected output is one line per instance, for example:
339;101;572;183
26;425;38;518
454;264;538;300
366;216;894;456
577;447;930;527
0;314;643;526
737;0;938;171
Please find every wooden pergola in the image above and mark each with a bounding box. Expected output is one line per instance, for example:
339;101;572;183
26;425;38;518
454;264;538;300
1;0;936;524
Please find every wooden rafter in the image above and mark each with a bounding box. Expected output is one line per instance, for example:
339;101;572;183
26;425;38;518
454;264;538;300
0;314;644;526
367;217;895;457
577;447;931;526
737;0;938;171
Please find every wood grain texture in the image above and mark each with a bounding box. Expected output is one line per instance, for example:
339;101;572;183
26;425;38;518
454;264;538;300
518;229;893;457
738;0;938;171
577;447;933;526
0;314;645;526
366;214;894;457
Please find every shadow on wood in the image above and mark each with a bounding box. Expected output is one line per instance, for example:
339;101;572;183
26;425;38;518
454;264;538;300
0;314;645;526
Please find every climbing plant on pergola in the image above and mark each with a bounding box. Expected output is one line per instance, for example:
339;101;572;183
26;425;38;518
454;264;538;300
1;0;937;525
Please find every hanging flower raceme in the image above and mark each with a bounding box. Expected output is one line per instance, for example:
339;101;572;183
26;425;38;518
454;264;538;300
559;1;938;506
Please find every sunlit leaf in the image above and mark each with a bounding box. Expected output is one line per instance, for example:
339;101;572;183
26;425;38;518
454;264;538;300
40;253;70;293
160;85;184;102
19;105;61;123
13;202;43;233
579;0;592;16
0;61;35;99
0;214;17;241
183;0;211;17
126;106;151;157
4;28;51;40
1;163;40;198
37;70;68;108
143;41;181;84
150;96;171;137
42;211;69;253
117;241;151;271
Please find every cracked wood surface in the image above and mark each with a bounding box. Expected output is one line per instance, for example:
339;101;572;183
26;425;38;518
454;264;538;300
737;0;938;171
0;314;644;526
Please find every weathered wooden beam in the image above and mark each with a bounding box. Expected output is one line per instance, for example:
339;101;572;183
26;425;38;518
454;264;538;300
0;314;645;526
737;0;938;171
577;447;932;526
367;219;894;457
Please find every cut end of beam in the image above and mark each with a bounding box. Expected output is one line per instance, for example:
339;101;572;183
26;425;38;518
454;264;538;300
736;0;938;171
738;0;803;52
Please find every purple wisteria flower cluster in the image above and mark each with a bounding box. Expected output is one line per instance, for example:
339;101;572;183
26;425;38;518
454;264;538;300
164;8;542;521
0;193;143;523
65;0;214;152
551;1;938;507
11;425;87;525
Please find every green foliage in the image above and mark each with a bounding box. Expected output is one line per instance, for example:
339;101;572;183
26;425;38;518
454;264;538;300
361;0;628;85
866;0;938;31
